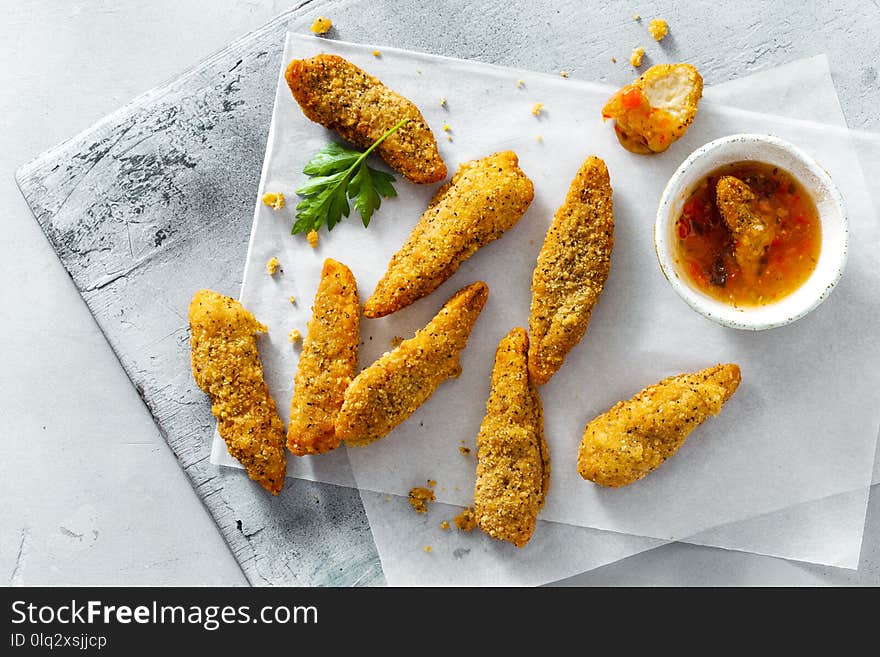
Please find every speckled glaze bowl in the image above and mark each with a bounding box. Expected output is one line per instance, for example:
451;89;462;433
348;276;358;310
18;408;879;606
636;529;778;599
655;134;848;330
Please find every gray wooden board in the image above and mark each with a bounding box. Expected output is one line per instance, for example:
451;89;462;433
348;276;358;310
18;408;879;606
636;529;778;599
14;0;880;586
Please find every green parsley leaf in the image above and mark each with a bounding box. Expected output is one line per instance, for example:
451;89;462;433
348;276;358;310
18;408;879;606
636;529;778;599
292;118;409;234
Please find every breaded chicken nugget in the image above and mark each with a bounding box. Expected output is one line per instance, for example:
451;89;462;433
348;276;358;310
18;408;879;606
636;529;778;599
336;281;489;447
285;54;446;184
189;290;287;495
474;328;549;548
602;63;703;154
364;151;533;318
716;176;774;282
528;156;614;385
287;259;360;456
578;363;741;488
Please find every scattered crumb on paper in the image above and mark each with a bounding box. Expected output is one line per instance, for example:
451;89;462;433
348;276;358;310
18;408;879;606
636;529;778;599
266;257;280;275
310;17;332;35
261;192;285;209
531;102;544;116
307;230;319;248
649;18;668;41
454;507;477;531
408;487;436;514
288;329;302;343
440;520;450;531
630;46;645;68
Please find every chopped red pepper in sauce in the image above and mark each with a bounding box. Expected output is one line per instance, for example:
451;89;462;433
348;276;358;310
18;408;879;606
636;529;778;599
673;162;821;307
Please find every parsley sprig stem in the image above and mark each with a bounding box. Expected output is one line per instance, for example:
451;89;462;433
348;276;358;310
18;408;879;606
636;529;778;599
292;118;410;234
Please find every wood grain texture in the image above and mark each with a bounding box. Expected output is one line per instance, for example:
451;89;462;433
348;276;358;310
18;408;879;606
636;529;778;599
13;0;879;585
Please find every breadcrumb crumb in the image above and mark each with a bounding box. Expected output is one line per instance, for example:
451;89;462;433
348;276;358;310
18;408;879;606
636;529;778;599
288;329;302;343
536;134;543;142
288;295;296;304
424;545;432;553
372;50;381;57
454;507;477;531
440;96;447;107
611;56;618;63
649;18;668;41
560;70;569;78
310;16;332;35
633;13;641;21
306;229;319;248
531;102;544;116
630;46;645;68
427;479;437;488
440;520;450;530
446;135;453;142
266;257;280;275
459;445;471;455
261;192;285;210
408;487;436;514
516;79;525;89
442;124;451;132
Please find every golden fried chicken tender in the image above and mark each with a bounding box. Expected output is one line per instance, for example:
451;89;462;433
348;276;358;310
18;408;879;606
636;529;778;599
336;281;489;446
285;53;446;184
602;63;703;154
287;259;360;456
528;156;614;385
189;290;287;495
364;151;533;318
578;363;741;488
473;328;549;548
716;176;775;282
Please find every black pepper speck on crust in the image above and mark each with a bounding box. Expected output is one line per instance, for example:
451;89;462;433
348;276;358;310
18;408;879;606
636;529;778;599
577;363;741;487
189;290;287;495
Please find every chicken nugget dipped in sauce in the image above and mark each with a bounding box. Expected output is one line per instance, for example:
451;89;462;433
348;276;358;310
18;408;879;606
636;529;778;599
287;259;360;456
715;176;775;283
189;290;287;495
285;53;446;184
364;151;533;318
474;328;549;548
578;363;741;488
336;281;489;447
528;156;614;385
602;63;703;154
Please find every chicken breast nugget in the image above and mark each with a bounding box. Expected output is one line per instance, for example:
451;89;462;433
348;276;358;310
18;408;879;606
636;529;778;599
716;176;774;282
287;259;360;456
364;151;533;318
474;328;549;548
578;363;741;488
528;156;614;385
189;290;287;495
602;63;703;154
285;53;446;184
336;281;489;446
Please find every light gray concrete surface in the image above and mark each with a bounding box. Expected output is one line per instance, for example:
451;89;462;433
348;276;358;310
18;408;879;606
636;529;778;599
2;0;879;586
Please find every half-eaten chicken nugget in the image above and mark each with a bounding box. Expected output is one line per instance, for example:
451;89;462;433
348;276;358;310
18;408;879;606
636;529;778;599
364;151;533;318
336;281;489;447
474;328;549;548
578;363;741;487
189;290;287;495
287;259;360;456
602;63;703;154
528;156;614;385
285;53;446;184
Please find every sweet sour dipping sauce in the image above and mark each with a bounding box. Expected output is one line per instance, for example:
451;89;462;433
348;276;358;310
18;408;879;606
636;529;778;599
673;161;821;307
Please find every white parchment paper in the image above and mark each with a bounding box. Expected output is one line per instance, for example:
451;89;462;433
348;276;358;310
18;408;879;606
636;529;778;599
212;34;879;576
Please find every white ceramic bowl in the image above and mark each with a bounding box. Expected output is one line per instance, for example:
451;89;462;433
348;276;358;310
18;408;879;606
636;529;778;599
655;134;848;330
